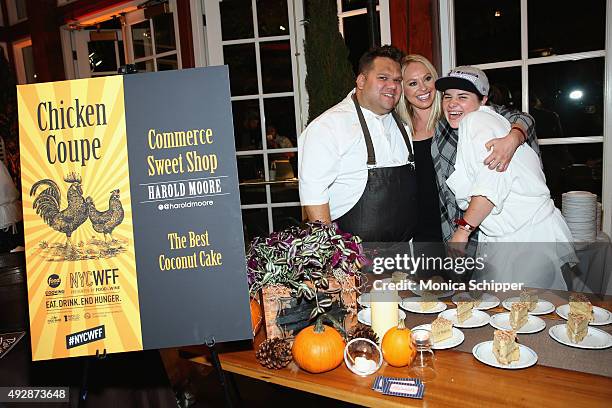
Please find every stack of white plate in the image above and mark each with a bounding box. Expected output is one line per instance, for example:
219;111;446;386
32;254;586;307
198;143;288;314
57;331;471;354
562;191;597;242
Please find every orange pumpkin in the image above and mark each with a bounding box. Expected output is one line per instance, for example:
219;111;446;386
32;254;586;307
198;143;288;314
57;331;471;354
381;320;416;367
292;317;345;373
250;297;263;336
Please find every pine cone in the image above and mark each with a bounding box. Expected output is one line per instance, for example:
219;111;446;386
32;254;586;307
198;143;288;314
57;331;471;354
255;338;292;369
348;323;379;344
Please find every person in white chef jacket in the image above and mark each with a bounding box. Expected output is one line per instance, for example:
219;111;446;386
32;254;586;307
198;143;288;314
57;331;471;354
435;66;576;290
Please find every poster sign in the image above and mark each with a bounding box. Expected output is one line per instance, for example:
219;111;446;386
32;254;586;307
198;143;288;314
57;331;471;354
17;67;251;361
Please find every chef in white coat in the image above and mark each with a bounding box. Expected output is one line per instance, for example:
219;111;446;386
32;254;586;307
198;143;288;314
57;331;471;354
435;66;575;290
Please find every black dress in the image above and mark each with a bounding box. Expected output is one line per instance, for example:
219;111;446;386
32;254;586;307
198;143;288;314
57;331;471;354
413;137;443;243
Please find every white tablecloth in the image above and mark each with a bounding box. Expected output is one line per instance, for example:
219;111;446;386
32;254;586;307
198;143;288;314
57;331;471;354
568;232;612;295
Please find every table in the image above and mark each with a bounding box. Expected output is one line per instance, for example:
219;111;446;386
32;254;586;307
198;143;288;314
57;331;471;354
186;292;612;407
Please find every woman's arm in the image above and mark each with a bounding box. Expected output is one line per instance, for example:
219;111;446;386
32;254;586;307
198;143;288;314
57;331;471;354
483;104;538;171
449;196;495;245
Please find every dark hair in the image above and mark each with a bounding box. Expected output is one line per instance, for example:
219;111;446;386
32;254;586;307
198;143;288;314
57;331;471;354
358;45;404;75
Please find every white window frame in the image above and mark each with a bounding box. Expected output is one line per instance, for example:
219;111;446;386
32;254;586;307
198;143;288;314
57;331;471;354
73;29;124;78
439;0;612;235
60;0;182;79
337;0;391;46
204;0;304;233
12;37;33;84
6;0;27;25
124;1;182;72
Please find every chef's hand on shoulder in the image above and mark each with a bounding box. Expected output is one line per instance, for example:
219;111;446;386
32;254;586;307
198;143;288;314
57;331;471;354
483;127;523;172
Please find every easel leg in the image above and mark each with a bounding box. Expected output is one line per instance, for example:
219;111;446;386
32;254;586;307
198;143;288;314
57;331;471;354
206;339;235;408
78;358;90;408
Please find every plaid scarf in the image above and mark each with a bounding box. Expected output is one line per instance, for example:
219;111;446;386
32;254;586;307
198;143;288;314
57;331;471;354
432;104;539;248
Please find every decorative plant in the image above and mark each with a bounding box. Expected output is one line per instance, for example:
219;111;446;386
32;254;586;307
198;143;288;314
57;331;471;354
246;221;366;319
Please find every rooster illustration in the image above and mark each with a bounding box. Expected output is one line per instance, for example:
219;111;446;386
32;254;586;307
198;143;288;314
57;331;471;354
30;173;89;247
86;189;124;242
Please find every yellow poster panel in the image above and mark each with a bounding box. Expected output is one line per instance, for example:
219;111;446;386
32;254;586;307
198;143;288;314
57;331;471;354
17;76;143;360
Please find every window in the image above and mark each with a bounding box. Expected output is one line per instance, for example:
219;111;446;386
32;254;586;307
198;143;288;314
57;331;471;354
7;0;27;25
12;38;36;84
440;0;611;234
204;0;303;242
125;5;181;72
337;0;391;73
62;0;182;79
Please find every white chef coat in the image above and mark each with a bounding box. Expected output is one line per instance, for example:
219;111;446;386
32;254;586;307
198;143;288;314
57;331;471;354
298;90;413;220
446;106;575;290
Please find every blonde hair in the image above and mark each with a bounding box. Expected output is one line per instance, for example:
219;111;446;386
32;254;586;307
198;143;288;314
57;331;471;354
396;54;443;134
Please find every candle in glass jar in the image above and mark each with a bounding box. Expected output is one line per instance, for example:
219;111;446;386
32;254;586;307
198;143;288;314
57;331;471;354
370;290;399;344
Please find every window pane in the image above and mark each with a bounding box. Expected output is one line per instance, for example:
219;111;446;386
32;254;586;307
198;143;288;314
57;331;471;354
233;99;263;151
272;207;301;231
132;21;153;59
243;208;269;243
153;12;176;54
135;59;155;73
340;0;378;12
21;45;35;83
260;41;293;93
540;143;602;207
224;44;258;96
240;185;266;205
454;0;520;65
529;58;604;139
118;40;125;66
88;40;118;72
157;54;178;71
237;155;265;182
528;0;605;58
271;179;298;203
220;0;254;41
343;13;376;75
238;155;266;204
257;0;289;37
484;66;521;110
16;0;27;20
264;97;296;149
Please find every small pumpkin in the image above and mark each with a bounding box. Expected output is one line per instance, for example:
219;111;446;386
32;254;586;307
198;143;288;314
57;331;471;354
381;320;416;367
292;315;346;373
250;297;263;336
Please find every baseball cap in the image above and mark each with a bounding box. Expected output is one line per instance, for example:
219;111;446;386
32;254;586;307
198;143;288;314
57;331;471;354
435;66;489;97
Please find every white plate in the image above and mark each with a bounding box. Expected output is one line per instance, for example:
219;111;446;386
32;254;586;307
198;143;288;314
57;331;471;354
437;309;490;328
412;323;464;350
555;304;612;326
400;297;447;314
489;312;546;334
451;293;500;310
357;308;406;326
548;324;612;349
357;293;372;308
472;341;538;369
502;297;555;315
